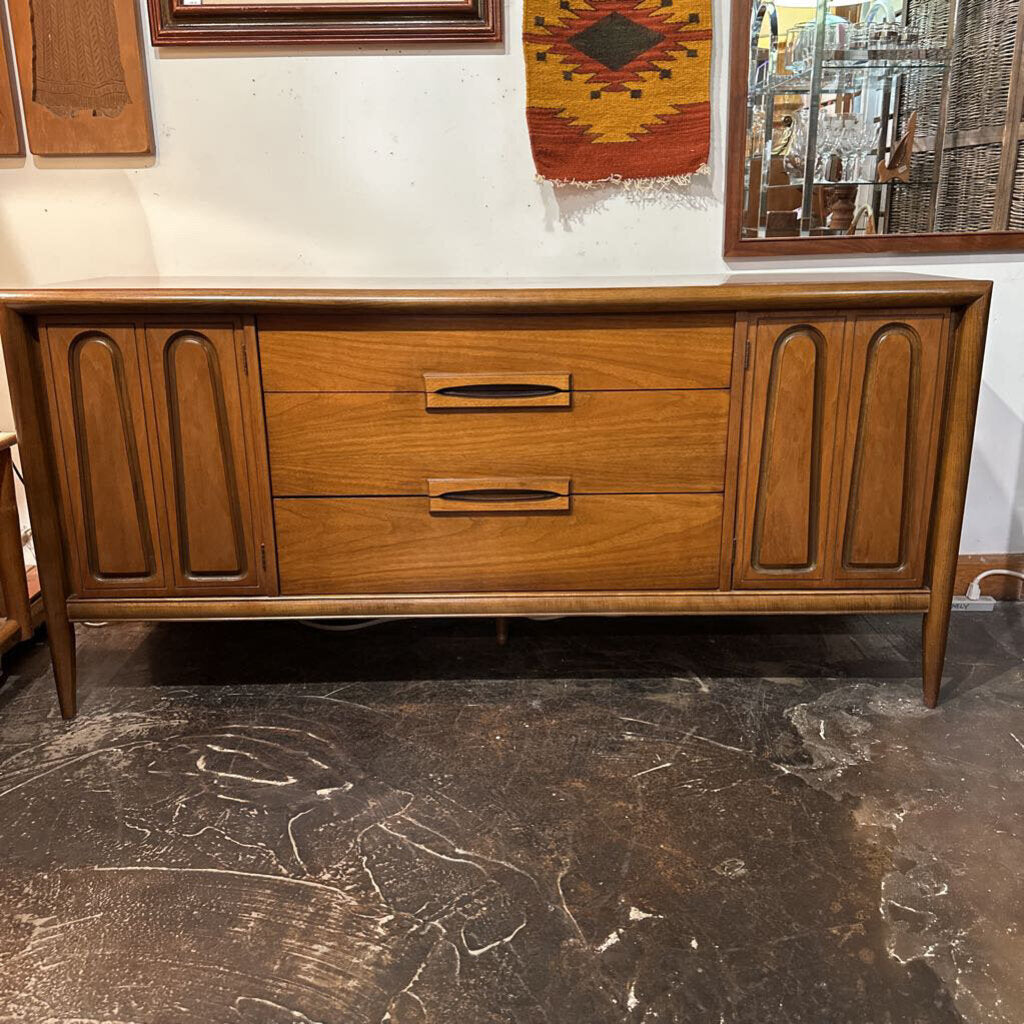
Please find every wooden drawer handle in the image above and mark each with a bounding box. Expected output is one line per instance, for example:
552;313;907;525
436;383;563;400
424;373;572;409
438;487;561;502
428;477;571;513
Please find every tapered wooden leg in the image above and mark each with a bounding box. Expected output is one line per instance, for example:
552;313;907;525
496;617;509;647
919;290;990;708
1;310;78;719
921;611;947;709
47;617;77;719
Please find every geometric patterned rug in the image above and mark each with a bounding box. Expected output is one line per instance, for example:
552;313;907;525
524;0;712;185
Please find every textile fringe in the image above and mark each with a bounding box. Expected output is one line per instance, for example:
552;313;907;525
538;164;711;193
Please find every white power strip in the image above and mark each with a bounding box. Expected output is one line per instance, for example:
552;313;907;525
951;595;997;612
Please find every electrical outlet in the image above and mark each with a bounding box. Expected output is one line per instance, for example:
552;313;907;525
951;595;997;612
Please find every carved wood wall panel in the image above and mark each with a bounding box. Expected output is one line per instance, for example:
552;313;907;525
41;324;167;595
832;315;950;587
0;4;23;156
6;0;153;155
145;324;264;594
735;319;844;588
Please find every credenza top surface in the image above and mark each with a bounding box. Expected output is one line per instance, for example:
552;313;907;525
0;274;993;313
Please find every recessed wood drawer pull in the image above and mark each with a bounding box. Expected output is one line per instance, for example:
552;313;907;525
436;383;564;400
428;477;571;513
438;487;562;503
424;373;572;409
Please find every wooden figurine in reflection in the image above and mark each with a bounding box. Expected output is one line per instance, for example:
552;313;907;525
772;115;795;157
848;206;878;235
824;183;857;231
878;111;916;184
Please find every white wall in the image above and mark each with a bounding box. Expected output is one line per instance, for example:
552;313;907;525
0;0;1021;553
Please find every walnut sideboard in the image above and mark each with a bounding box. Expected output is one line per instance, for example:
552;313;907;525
0;276;991;718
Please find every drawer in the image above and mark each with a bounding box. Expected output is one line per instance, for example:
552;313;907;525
266;390;730;495
258;314;734;392
275;493;724;594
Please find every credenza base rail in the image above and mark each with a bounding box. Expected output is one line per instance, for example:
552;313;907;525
66;591;932;621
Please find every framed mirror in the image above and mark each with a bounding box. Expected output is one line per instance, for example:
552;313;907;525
724;0;1024;255
147;0;503;45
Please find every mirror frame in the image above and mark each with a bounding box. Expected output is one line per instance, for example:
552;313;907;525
724;0;1024;257
147;0;502;46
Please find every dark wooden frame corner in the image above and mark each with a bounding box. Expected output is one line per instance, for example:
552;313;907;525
147;0;503;46
724;0;1024;257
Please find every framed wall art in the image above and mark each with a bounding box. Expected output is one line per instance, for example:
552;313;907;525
6;0;154;156
146;0;503;45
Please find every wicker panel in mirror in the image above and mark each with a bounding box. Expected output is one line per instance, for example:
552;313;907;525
725;0;1024;255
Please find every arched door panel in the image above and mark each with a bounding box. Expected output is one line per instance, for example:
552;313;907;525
832;315;949;587
145;324;266;593
42;324;167;595
734;318;844;587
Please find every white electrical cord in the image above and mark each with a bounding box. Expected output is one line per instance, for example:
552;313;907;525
966;570;1024;600
298;616;566;631
299;618;400;633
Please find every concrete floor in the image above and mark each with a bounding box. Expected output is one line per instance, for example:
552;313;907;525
0;609;1021;1024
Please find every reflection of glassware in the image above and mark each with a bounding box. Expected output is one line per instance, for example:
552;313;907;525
822;113;883;183
787;14;850;72
835;116;860;182
853;116;881;181
815;115;843;180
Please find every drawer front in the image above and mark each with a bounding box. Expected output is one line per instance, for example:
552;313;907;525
266;390;730;495
275;493;724;594
258;314;734;392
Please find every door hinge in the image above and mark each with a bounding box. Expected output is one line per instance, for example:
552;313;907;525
260;543;267;571
241;342;249;376
743;340;752;370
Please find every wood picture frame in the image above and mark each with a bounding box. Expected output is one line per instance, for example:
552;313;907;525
724;0;1024;257
147;0;503;45
6;0;154;156
0;1;24;156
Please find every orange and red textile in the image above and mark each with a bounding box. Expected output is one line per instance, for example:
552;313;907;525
524;0;712;185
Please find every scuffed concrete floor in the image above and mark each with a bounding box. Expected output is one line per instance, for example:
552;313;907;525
0;609;1021;1024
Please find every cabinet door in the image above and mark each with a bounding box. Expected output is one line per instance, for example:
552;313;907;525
734;318;845;588
144;324;269;594
42;324;168;595
830;315;949;587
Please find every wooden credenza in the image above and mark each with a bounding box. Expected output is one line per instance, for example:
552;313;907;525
0;277;991;718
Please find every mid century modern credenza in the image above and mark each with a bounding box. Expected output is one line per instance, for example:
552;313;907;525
0;276;991;718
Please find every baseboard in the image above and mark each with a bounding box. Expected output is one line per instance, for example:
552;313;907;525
955;553;1024;601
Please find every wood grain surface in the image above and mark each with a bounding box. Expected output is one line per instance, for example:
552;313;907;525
65;589;934;621
6;0;153;155
41;322;168;595
259;315;735;392
144;323;270;595
275;494;724;594
830;315;950;588
733;318;845;588
0;4;23;156
265;390;730;496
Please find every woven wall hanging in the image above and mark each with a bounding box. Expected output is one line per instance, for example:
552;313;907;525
524;0;712;187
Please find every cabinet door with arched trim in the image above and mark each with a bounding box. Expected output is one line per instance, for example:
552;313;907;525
42;323;168;596
831;315;950;588
144;323;271;594
734;317;845;588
